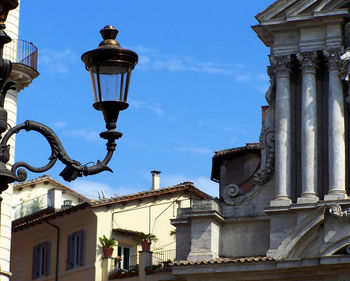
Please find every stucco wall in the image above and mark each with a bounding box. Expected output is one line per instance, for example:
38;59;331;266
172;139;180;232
94;193;193;278
11;207;97;281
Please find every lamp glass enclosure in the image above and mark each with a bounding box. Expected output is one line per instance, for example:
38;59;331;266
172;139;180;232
88;64;131;104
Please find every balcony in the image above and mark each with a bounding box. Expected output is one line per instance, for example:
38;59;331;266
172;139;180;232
4;39;38;71
13;194;47;220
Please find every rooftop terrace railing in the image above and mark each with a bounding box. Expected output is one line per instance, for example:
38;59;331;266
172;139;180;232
4;39;38;71
13;194;47;220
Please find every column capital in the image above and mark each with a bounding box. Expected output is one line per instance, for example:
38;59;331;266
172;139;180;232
297;51;318;74
324;48;343;70
269;55;291;78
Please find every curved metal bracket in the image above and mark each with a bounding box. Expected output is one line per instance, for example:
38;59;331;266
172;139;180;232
0;120;121;185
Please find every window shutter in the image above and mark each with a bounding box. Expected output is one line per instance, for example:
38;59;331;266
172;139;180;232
66;234;72;270
32;245;38;279
44;241;51;276
79;230;86;266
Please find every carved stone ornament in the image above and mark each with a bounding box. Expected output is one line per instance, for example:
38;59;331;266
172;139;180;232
269;55;291;78
296;51;318;73
329;204;350;218
323;48;344;71
223;184;243;205
340;49;350;104
253;74;275;186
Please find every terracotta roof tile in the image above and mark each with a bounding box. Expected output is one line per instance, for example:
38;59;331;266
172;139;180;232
91;182;211;207
12;202;90;232
211;143;260;182
172;256;274;266
113;228;145;236
213;143;260;159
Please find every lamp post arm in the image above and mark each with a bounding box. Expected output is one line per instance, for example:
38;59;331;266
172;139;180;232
0;120;117;183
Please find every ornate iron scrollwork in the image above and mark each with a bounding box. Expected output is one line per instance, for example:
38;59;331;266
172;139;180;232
0;119;120;191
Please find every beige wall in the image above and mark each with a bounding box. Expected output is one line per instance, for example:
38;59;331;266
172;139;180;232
13;182;86;220
94;193;193;278
11;208;98;281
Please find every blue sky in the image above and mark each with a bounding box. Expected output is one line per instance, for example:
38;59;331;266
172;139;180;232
14;0;274;198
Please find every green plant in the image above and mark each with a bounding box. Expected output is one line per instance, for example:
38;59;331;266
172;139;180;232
99;235;117;247
152;264;161;270
145;265;153;272
133;233;158;244
163;259;172;267
170;229;176;239
116;269;126;274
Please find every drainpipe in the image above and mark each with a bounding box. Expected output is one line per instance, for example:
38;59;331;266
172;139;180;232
45;221;60;281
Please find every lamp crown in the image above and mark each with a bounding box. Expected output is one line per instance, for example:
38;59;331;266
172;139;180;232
99;25;120;47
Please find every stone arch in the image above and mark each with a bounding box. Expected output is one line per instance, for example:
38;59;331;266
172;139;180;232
320;236;350;256
270;206;326;260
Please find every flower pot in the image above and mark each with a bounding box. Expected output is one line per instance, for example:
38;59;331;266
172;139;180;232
145;269;154;275
103;246;114;258
141;241;151;251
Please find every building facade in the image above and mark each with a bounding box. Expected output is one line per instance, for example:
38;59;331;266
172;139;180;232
1;3;39;280
171;0;350;280
10;178;209;280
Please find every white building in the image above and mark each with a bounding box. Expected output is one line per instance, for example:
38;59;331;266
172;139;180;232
170;0;350;280
0;3;39;280
12;175;88;220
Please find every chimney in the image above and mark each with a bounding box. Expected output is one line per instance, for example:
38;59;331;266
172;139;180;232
151;170;161;190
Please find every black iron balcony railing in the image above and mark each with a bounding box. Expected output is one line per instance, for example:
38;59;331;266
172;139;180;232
4;39;38;70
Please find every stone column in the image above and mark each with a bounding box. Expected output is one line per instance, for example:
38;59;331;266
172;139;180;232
297;52;319;203
324;49;347;200
269;55;292;206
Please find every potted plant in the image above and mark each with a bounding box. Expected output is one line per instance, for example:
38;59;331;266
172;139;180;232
144;265;154;275
132;265;139;276
133;233;158;251
115;269;126;279
99;235;117;258
124;269;133;277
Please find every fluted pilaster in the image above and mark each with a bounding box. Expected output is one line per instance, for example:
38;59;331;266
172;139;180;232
297;51;319;203
269;55;292;206
324;48;347;200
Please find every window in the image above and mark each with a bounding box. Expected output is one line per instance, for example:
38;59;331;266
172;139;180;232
32;241;50;279
66;230;85;270
116;245;132;270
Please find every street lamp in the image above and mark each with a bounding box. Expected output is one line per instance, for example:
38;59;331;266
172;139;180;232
0;1;138;192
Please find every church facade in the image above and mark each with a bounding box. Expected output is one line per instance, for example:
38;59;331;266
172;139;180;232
171;1;350;280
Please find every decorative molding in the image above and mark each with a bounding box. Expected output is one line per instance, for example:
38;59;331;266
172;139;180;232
268;206;326;260
323;48;343;71
328;203;350;218
254;76;275;186
296;51;318;73
222;184;243;205
254;127;275;185
269;55;292;78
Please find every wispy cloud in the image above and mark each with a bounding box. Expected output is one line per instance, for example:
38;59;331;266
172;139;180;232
129;99;164;117
40;48;75;74
65;129;100;142
132;46;268;90
174;146;212;155
161;174;218;197
51;121;67;129
69;179;142;199
69;179;116;199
